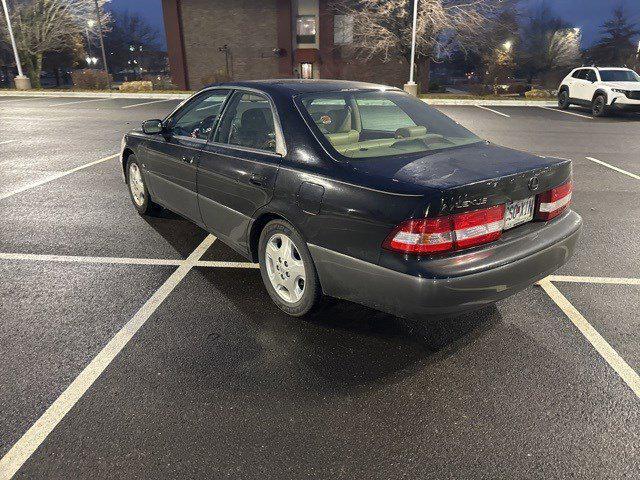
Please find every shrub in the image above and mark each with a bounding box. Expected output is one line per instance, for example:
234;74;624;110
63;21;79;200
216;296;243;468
524;88;553;99
119;80;153;92
469;83;492;96
71;69;112;90
142;75;177;91
200;68;231;86
506;83;529;95
428;81;445;93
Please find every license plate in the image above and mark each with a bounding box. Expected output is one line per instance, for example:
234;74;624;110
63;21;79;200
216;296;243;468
504;197;535;229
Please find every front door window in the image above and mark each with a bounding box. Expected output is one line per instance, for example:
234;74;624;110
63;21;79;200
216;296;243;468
167;89;230;140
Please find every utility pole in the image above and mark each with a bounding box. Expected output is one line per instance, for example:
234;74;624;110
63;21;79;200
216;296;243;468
92;0;110;89
1;0;31;89
403;0;419;96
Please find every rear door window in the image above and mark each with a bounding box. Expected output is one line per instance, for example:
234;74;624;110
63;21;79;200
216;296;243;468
215;91;277;153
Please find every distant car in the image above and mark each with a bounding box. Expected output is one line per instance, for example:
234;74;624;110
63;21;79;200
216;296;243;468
558;67;640;117
120;80;582;319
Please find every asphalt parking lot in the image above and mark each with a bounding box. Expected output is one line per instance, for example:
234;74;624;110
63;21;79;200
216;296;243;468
0;95;638;479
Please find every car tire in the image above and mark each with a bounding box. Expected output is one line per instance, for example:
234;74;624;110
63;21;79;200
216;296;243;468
558;89;571;110
258;219;323;317
126;154;159;215
592;94;608;117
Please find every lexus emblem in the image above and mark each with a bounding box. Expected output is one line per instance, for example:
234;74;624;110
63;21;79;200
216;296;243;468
528;176;540;191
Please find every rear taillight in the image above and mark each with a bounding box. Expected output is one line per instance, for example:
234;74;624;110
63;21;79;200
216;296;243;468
382;205;505;254
536;180;572;221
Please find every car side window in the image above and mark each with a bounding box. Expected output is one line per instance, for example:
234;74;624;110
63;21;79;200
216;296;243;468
215;91;277;152
167;89;230;140
572;70;585;79
585;70;597;82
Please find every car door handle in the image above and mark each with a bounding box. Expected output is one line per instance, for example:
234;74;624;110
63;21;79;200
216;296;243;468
181;155;194;164
249;174;268;186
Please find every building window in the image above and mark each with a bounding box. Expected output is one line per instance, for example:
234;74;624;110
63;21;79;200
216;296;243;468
296;15;316;44
333;15;353;45
301;63;313;79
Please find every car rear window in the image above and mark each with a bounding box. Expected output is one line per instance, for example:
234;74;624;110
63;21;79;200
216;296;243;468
296;90;482;160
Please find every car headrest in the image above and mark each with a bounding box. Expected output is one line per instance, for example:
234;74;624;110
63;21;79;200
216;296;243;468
326;130;360;147
395;125;427;139
324;108;352;134
241;108;271;132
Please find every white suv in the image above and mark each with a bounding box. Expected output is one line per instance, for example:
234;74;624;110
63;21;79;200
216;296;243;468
558;67;640;117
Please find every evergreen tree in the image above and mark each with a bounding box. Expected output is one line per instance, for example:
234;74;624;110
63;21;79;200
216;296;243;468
589;5;639;66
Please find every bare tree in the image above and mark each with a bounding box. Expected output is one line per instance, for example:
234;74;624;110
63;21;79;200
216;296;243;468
332;0;506;91
517;3;581;84
0;0;110;87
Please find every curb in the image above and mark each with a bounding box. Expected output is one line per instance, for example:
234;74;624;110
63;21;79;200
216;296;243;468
0;90;191;100
0;90;559;106
422;99;557;106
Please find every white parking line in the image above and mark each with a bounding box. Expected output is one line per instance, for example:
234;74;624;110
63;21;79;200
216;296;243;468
48;98;109;107
122;99;176;109
196;260;259;269
585;157;640;181
0;234;217;480
539;279;640;399
538;106;593;119
0;252;260;269
0;153;118;201
548;275;640;285
0;140;17;145
0;252;183;266
476;105;510;117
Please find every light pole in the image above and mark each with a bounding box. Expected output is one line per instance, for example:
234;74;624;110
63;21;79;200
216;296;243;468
1;0;31;89
92;0;110;89
403;0;419;96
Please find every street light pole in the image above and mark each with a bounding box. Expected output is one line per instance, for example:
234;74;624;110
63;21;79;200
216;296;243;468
1;0;31;89
92;0;111;89
403;0;419;96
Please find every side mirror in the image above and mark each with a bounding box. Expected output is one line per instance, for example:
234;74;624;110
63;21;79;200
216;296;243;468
141;119;163;135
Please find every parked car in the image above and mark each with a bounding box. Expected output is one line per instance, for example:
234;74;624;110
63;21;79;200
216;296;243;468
121;80;582;319
558;67;640;117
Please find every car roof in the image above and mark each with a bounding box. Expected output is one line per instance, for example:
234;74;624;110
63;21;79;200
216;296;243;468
204;79;400;96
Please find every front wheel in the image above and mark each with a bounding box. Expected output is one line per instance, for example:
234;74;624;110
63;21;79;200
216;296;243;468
258;219;322;317
126;154;159;215
592;95;608;117
558;90;570;110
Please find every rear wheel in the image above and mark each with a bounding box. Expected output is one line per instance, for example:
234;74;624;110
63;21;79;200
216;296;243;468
592;94;608;117
126;154;159;215
258;219;322;317
558;89;571;110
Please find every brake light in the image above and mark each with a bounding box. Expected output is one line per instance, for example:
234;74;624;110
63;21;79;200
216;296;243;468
536;180;572;221
383;205;505;254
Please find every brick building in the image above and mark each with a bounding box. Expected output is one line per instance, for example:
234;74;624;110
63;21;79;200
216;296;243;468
161;0;408;90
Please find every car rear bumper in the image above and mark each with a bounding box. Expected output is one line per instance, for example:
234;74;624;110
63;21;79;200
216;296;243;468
309;210;582;319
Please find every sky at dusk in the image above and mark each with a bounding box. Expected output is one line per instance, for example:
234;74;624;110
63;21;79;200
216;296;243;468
106;0;640;51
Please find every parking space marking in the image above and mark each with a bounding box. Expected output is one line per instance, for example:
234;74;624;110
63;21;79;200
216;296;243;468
538;106;593;119
475;105;510;117
0;153;118;201
47;98;109;107
0;234;217;480
0;140;17;145
0;252;184;266
539;279;640;399
585;157;640;181
196;260;259;268
121;99;176;109
548;275;640;285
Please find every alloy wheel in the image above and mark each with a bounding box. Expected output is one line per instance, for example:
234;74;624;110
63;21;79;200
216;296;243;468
128;162;146;207
265;233;306;304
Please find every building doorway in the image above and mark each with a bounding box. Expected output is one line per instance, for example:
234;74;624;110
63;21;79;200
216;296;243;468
300;62;313;79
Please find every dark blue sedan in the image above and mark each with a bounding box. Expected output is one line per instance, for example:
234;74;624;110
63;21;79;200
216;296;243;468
120;80;582;319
